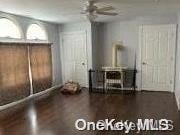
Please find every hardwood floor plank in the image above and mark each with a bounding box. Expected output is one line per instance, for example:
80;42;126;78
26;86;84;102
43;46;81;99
0;89;180;135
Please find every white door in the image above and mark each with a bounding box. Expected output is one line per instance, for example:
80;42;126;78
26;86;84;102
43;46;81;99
61;31;88;87
141;24;176;92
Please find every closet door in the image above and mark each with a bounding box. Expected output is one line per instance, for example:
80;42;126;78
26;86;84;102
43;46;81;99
141;25;176;91
0;44;30;105
61;31;88;87
29;44;52;93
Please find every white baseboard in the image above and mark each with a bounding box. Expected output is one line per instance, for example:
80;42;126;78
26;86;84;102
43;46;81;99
0;84;62;111
175;94;180;110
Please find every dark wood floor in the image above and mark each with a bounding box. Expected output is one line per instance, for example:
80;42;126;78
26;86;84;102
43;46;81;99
0;88;180;135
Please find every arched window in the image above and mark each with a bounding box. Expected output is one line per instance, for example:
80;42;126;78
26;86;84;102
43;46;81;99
0;18;21;39
27;24;47;40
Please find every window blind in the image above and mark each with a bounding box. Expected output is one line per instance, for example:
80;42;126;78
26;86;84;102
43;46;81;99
0;44;30;105
29;45;52;93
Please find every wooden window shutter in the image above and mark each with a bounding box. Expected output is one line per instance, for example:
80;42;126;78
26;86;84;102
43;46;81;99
29;44;52;93
0;44;31;105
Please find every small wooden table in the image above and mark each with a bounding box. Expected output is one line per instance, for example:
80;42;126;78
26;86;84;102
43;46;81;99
102;67;128;91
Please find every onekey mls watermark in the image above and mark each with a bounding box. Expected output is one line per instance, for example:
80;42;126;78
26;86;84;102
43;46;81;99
75;119;173;133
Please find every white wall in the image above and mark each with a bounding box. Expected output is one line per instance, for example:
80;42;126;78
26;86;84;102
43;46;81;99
0;11;62;86
97;20;138;68
59;15;178;92
91;22;100;69
97;14;178;90
97;15;178;67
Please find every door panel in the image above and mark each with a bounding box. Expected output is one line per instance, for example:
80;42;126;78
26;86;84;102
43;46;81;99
141;25;176;91
62;32;88;87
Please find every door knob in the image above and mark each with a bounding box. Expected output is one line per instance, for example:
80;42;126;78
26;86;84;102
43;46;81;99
82;63;85;65
142;62;146;65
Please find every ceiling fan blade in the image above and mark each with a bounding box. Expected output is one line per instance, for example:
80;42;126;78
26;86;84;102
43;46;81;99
97;6;115;11
87;0;99;3
96;11;118;16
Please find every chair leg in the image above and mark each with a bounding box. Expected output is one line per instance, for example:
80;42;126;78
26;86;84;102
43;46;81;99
121;83;124;90
105;82;108;93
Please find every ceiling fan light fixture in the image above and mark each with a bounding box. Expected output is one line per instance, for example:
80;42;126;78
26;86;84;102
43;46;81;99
81;0;118;21
86;13;97;22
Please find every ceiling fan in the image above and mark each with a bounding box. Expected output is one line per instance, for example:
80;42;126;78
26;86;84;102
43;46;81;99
81;0;118;21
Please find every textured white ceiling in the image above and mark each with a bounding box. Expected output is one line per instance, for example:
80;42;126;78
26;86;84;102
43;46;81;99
0;0;180;23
